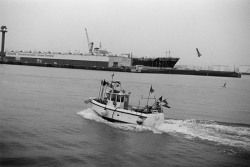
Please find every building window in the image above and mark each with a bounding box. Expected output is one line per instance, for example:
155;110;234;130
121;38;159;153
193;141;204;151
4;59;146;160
113;62;118;67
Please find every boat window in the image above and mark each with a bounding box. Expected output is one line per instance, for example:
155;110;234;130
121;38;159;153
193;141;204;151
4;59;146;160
106;93;110;100
111;94;116;102
117;95;121;102
121;95;124;102
124;95;128;102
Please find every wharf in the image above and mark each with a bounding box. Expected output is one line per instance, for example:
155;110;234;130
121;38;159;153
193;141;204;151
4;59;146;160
140;68;241;78
0;61;241;78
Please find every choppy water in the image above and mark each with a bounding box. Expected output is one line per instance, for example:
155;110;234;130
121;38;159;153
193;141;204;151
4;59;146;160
1;65;250;166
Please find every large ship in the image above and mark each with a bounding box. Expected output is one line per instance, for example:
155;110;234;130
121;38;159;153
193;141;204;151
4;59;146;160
5;49;132;68
3;28;179;69
4;29;132;68
132;57;180;68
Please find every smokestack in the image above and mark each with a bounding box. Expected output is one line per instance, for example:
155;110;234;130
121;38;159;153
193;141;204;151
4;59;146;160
0;26;7;61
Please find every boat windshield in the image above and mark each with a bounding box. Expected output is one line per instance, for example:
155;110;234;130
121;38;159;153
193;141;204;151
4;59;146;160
117;95;124;102
111;94;116;102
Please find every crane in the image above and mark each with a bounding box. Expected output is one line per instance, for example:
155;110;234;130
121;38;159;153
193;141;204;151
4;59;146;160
85;28;94;54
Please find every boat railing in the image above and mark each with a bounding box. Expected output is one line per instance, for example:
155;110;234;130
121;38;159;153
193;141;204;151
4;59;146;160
137;95;156;108
130;104;162;114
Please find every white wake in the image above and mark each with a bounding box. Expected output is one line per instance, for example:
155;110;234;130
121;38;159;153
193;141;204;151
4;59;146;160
77;108;250;150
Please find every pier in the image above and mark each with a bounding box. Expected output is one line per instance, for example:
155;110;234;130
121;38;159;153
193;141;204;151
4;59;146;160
0;61;241;78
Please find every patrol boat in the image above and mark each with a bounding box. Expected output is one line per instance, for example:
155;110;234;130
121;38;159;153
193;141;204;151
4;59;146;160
84;78;170;127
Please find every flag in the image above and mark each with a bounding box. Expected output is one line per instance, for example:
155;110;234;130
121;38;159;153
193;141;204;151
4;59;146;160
150;85;154;93
158;96;162;102
102;79;106;86
162;99;168;104
162;104;170;108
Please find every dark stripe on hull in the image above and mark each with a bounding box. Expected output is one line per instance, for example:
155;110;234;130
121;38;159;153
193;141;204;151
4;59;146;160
93;110;131;124
132;57;180;68
102;115;129;124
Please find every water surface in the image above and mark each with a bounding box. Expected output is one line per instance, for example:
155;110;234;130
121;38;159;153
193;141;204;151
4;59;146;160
1;65;249;166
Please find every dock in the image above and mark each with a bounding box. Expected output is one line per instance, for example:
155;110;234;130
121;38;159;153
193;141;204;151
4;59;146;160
0;61;241;78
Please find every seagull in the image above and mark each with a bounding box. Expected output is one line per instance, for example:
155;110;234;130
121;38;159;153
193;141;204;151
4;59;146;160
196;48;202;57
222;83;226;88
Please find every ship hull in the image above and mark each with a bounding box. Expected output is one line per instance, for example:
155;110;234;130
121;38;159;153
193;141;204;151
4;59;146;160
132;57;180;68
5;51;131;67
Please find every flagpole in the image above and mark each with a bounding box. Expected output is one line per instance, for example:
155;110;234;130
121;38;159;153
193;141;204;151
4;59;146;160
146;91;151;107
111;72;114;93
111;72;114;83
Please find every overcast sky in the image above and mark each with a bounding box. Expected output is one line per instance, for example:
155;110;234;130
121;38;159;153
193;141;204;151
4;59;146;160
1;0;250;68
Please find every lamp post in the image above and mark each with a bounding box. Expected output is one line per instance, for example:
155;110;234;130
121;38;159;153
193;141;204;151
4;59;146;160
1;26;7;61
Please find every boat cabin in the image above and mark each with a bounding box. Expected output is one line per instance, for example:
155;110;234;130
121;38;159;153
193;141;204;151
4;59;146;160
96;79;164;113
105;91;130;109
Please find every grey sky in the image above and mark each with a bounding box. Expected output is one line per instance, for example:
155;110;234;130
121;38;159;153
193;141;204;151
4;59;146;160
1;0;250;68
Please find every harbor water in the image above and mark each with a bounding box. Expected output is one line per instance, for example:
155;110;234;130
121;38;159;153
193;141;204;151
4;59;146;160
1;65;250;166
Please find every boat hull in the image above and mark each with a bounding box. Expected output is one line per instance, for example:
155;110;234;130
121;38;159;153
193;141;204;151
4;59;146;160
132;57;180;68
90;98;164;127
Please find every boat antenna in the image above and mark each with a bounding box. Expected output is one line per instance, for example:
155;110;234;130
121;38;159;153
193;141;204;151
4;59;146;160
111;72;114;92
111;72;114;82
137;95;143;109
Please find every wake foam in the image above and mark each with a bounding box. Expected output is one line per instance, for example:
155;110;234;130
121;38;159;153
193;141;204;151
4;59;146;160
157;119;250;151
77;108;250;150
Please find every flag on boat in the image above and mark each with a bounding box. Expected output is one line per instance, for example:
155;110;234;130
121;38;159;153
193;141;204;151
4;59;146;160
102;79;107;86
161;98;170;108
162;103;171;108
158;96;162;102
162;99;168;105
150;85;154;93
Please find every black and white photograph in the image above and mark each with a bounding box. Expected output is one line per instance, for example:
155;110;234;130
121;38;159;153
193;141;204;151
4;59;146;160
1;0;250;166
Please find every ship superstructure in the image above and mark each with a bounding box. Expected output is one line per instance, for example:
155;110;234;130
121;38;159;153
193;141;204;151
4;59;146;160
5;50;131;67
